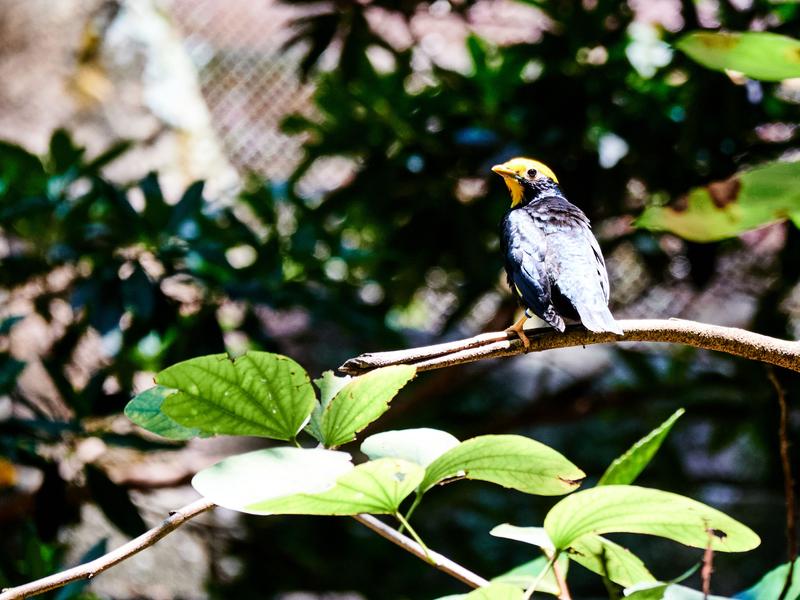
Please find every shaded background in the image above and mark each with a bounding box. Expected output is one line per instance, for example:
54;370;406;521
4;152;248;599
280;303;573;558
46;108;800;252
1;0;799;598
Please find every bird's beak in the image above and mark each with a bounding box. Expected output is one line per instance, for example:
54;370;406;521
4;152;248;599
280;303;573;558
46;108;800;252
491;164;516;177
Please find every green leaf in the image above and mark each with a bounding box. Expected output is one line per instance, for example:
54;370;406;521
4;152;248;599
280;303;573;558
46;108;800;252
598;408;684;486
192;447;354;512
568;534;655;587
247;458;424;515
124;386;202;440
435;583;526;600
636;161;800;242
313;365;416;448
677;31;800;81
626;582;731;599
361;428;460;467
157;351;316;441
307;370;351;441
490;525;555;552
420;435;585;496
544;485;760;552
492;556;569;597
464;584;525;599
491;525;653;589
736;559;800;600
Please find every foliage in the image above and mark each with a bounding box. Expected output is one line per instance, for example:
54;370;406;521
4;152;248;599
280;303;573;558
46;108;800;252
3;0;800;597
677;31;800;82
126;352;764;598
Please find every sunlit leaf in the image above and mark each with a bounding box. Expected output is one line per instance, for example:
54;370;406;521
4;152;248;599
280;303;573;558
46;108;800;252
247;458;424;515
124;385;202;440
420;435;585;496
677;31;800;81
491;524;653;588
544;485;760;552
435;583;526;600
158;352;316;441
636;162;800;242
490;525;554;552
568;534;655;587
307;370;351;441
313;365;416;448
491;555;568;597
625;582;731;599
598;408;684;486
192;447;354;512
361;428;460;467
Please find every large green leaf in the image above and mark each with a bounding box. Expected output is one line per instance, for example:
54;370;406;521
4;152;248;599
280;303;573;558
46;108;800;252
677;31;800;81
636;162;800;242
124;385;202;440
247;458;424;515
491;556;569;597
735;559;800;600
312;365;416;448
420;435;585;496
490;524;653;588
568;534;655;587
598;409;684;486
157;352;316;440
192;447;354;512
361;428;461;467
544;485;760;552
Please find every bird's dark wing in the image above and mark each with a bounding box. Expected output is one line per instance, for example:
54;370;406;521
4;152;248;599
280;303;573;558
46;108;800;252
501;209;565;331
530;197;621;334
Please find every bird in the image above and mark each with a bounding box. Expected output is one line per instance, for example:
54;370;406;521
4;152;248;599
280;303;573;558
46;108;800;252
491;157;623;349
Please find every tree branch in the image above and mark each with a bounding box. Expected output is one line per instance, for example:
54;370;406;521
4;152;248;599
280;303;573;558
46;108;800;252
1;502;489;599
352;514;490;589
0;498;216;600
339;318;800;375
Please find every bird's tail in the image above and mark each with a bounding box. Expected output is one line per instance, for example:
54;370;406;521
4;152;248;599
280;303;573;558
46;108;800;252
576;304;623;335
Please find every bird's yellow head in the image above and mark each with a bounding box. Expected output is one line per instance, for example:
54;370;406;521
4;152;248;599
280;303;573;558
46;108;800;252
491;157;559;207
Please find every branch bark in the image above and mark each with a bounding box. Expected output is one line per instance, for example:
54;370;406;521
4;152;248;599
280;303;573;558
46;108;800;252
0;498;216;600
339;318;800;375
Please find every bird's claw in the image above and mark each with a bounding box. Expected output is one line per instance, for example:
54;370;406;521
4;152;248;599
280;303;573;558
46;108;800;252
505;317;531;351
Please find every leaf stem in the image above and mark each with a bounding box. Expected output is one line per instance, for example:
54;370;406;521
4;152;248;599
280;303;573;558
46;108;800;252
354;513;489;589
395;511;433;563
523;552;557;599
399;492;423;533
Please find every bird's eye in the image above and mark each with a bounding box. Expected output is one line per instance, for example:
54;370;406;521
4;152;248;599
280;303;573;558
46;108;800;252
527;168;537;178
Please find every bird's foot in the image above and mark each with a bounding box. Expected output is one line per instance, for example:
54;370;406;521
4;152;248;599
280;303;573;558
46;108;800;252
505;316;531;351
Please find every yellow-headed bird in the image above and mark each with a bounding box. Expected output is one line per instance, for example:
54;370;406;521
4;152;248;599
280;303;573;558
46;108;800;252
492;157;623;348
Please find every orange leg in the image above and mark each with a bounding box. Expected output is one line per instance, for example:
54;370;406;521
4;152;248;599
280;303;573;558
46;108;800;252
505;315;531;350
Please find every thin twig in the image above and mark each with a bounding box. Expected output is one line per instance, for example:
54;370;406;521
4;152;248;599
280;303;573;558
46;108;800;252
339;319;800;375
524;553;556;599
547;551;571;600
0;498;216;600
353;514;489;589
2;504;489;599
702;528;715;599
768;368;797;600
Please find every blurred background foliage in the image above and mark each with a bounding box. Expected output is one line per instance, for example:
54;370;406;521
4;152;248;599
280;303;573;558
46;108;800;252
1;0;800;598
